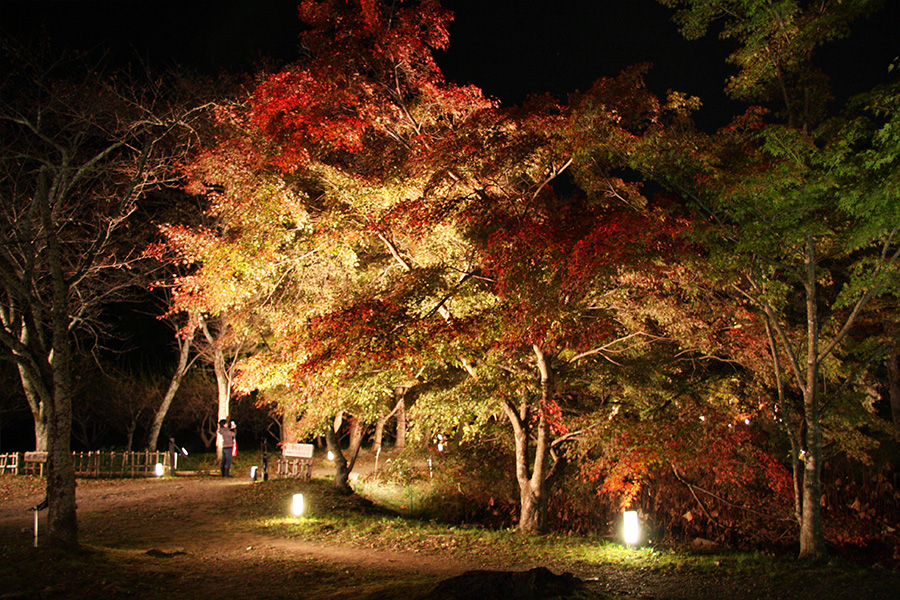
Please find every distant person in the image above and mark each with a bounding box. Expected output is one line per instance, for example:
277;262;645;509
217;419;236;477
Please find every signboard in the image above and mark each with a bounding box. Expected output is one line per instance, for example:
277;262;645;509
24;451;48;463
282;443;314;459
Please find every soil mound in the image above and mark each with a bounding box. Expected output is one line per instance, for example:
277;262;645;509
418;566;583;600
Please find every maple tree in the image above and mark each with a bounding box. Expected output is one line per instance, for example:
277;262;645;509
155;0;491;490
163;0;740;533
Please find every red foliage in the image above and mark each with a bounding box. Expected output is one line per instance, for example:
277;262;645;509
582;409;796;544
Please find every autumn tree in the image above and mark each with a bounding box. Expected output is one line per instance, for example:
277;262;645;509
168;0;705;529
158;0;493;491
0;44;208;548
631;0;900;557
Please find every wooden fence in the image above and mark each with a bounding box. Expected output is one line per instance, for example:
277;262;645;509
72;450;170;477
0;451;170;478
0;452;21;475
276;457;313;480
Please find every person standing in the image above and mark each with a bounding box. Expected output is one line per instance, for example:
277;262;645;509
217;419;236;477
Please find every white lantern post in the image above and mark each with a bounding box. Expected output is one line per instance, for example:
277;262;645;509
623;510;640;546
292;493;304;516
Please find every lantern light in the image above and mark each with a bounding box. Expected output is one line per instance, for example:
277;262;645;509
292;493;304;516
155;463;165;477
623;510;640;546
250;466;258;481
327;450;334;461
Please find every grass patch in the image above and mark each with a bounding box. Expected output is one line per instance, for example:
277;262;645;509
240;478;897;586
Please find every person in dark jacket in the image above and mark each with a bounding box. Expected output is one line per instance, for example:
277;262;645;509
217;419;236;477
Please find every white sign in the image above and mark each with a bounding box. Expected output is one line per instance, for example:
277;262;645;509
282;443;314;459
24;451;48;463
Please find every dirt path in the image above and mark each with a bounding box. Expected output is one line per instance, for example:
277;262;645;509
0;476;489;600
2;476;900;600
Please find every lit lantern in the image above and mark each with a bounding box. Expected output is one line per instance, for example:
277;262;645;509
623;510;640;546
327;450;334;461
155;463;165;477
292;493;304;516
250;466;258;481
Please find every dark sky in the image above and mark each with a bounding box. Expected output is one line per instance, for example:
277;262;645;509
2;0;898;125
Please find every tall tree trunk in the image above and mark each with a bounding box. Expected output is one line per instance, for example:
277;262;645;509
395;394;407;451
764;319;803;524
503;345;554;535
373;415;387;454
200;316;231;462
799;238;825;558
146;324;195;450
39;169;78;548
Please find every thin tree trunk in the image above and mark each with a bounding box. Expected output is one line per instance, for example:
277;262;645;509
799;238;825;558
395;395;407;450
373;415;387;454
373;390;405;454
764;318;803;524
146;324;195;450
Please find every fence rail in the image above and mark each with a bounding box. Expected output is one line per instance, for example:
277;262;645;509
0;451;171;477
0;452;20;475
276;457;313;480
72;450;170;477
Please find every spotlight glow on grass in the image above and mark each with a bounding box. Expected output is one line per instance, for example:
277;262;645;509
292;493;304;516
623;510;639;546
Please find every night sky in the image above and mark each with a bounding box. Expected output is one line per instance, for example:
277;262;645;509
3;0;898;127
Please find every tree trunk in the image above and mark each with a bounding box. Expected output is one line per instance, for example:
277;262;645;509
39;169;78;548
764;318;804;525
395;395;407;450
373;415;387;454
507;407;551;534
798;238;825;558
374;391;405;454
518;478;548;534
282;401;301;444
200;316;231;462
17;358;49;452
146;323;195;450
325;412;363;494
503;345;554;535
